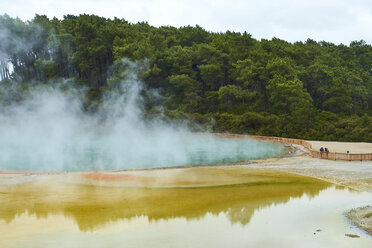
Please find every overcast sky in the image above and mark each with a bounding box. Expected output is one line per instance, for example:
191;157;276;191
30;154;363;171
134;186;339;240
2;0;372;45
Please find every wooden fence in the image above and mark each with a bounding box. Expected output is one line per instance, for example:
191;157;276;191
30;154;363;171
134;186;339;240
211;133;372;161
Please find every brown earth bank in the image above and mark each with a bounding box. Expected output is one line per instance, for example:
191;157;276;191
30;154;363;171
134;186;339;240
347;206;372;235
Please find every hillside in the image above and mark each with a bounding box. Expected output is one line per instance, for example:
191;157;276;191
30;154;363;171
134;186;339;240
0;14;371;141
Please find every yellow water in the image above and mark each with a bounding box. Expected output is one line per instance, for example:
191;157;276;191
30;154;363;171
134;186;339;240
0;170;371;248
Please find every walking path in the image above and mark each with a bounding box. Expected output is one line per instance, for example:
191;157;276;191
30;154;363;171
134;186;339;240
308;140;372;154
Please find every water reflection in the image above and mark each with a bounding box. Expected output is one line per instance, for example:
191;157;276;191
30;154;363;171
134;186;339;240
1;174;372;248
0;175;329;231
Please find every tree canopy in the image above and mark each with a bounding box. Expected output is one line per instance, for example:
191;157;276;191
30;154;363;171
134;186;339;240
1;14;371;142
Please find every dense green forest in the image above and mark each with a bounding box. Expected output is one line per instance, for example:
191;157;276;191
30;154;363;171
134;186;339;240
0;14;371;142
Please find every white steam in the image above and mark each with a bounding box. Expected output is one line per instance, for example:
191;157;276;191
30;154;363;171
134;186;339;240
0;61;284;172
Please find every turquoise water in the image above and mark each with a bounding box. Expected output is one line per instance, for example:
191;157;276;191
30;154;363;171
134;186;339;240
0;132;285;172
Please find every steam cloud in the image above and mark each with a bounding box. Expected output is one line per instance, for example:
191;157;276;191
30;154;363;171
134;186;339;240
0;60;284;172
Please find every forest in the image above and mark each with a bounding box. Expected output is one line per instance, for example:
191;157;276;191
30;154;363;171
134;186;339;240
0;14;371;142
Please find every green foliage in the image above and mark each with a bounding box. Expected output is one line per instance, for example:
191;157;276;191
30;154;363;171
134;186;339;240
1;14;371;142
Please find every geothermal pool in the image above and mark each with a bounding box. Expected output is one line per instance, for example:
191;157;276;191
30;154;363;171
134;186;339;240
0;77;286;172
0;76;288;172
0;132;285;171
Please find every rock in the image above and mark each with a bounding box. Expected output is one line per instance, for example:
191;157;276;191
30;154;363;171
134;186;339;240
345;234;360;238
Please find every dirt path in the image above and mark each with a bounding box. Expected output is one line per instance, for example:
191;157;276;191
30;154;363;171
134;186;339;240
308;140;372;154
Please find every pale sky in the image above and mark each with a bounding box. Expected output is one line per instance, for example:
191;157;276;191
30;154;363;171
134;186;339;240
2;0;372;45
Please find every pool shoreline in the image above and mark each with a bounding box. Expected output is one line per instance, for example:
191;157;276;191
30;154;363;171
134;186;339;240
347;206;372;236
1;136;371;239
